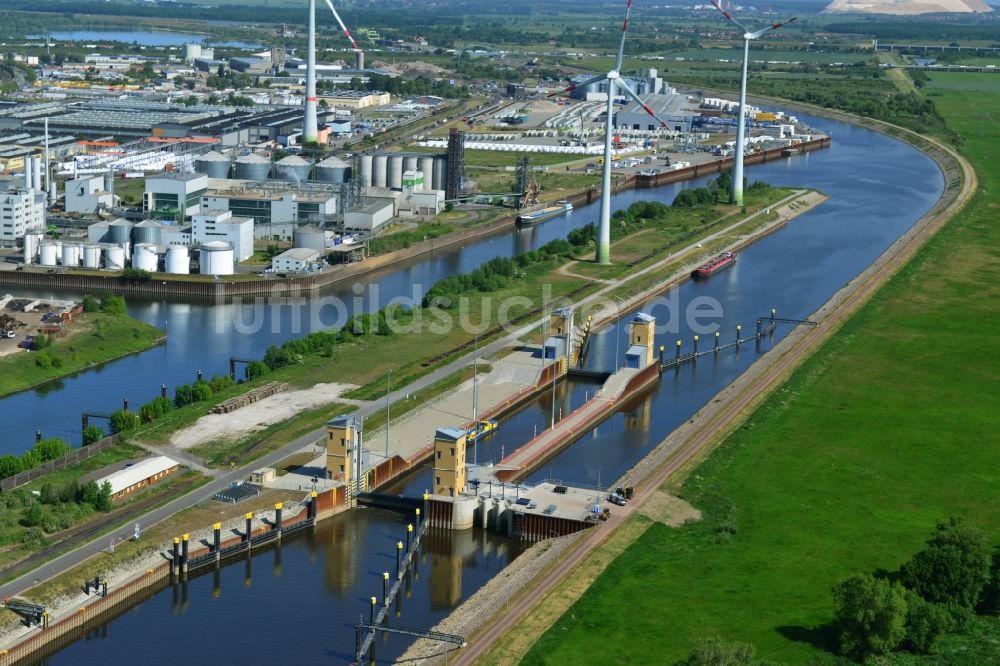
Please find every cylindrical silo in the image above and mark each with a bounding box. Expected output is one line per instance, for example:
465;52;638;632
358;154;372;186
132;220;162;246
82;245;101;269
33;158;42;192
132;243;159;272
23;231;42;265
61;243;80;267
274;155;312;183
164;245;190;274
104;245;126;270
200;241;234;275
194;151;232;179
109;219;133;245
293;225;326;252
388;155;403;189
39;242;58;267
403;155;418;174
235;153;271;181
419;157;434;190
315;156;351;184
372;154;388;188
432;155;447;192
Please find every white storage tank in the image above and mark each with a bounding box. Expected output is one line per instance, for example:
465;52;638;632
132;220;163;246
315;156;351;184
22;232;42;265
109;219;133;245
358;154;373;186
164;245;190;274
388;155;404;189
274;155;312;182
61;243;80;267
235;153;271;181
194;150;232;178
39;241;58;267
199;241;234;275
104;245;126;270
82;245;101;269
132;243;159;272
372;154;388;188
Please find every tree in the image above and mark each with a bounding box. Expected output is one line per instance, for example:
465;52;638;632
109;410;139;432
0;454;22;478
23;502;44;528
33;437;69;462
32;334;50;351
95;481;113;512
82;294;99;312
904;590;951;654
901;517;991;610
682;637;758;665
100;294;127;316
832;574;908;660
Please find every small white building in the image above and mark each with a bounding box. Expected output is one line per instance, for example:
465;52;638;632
192;210;254;262
0;188;45;248
65;175;115;214
344;198;394;232
145;172;208;218
271;247;320;273
97;456;180;501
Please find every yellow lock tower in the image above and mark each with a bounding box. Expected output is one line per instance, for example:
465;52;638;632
625;312;656;369
326;415;360;487
432;427;467;497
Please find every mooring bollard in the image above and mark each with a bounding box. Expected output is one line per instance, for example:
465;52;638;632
123;397;128;411
383;571;389;606
693;335;699;355
415;507;421;526
658;345;664;367
274;502;283;540
161;384;167;398
245;512;253;544
370;596;377;624
213;522;221;560
715;331;720;351
406;524;413;552
675;339;681;360
736;324;742;346
181;533;189;573
396;541;403;579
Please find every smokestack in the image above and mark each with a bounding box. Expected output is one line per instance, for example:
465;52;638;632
302;0;319;144
33;157;42;192
44;118;50;202
24;157;33;191
49;178;57;203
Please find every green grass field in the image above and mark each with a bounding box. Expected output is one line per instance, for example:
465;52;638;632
522;73;1000;664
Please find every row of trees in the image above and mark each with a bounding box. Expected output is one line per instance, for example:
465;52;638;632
832;517;1000;660
0;437;71;480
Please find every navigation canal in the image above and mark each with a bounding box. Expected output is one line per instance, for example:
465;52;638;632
6;111;943;664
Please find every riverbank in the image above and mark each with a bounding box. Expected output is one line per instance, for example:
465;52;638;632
456;91;977;665
0;311;164;400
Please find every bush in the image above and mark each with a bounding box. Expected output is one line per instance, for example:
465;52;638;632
246;360;268;380
32;334;51;351
81;295;99;313
192;381;213;402
832;574;908;660
139;396;173;422
120;268;151;282
682;637;757;666
0;454;22;478
174;383;194;407
109;409;140;432
904;590;952;654
22;502;44;527
901;516;991;610
33;437;69;462
82;425;104;445
209;374;234;393
100;294;127;316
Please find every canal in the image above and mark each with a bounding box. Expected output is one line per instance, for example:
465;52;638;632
6;110;943;664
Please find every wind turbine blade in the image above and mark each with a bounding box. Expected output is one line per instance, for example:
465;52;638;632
748;16;798;40
618;81;668;128
709;0;748;33
323;0;361;50
614;0;634;73
547;73;609;98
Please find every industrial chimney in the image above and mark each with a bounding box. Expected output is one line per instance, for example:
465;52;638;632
302;0;319;144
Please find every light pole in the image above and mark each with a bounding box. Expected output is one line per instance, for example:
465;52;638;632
385;370;391;460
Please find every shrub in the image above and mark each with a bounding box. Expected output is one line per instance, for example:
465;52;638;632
246;360;268;380
832;574;908;660
81;295;99;313
100;294;127;316
904;590;951;654
109;409;140;432
174;383;194;407
209;374;234;393
0;454;22;478
682;637;757;666
33;437;69;462
192;381;213;402
901;516;991;610
32;334;51;351
82;425;104;445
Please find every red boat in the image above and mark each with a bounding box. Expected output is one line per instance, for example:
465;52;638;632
692;251;736;279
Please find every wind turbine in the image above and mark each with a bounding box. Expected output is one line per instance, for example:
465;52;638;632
549;0;669;265
303;0;362;145
709;0;796;206
323;0;365;70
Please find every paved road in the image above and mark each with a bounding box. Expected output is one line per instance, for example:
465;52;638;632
0;190;807;602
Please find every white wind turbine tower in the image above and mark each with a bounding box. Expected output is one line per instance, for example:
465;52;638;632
549;0;669;265
303;0;362;145
322;0;364;68
709;0;796;206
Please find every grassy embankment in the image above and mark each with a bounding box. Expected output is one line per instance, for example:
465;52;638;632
515;73;1000;664
0;312;164;398
129;186;794;468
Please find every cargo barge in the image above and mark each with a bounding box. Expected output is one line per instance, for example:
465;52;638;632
692;251;736;279
516;200;573;226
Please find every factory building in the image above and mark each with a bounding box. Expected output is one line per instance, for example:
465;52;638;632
191;210;254;262
228;57;271;74
0;188;45;247
271;247;321;273
569;68;672;102
96;456;180;501
145;173;208;219
201;181;338;226
318;91;390;110
614;93;695;133
344;198;394;232
65;175;115;214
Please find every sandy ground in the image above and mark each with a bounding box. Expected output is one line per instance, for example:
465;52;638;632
638;491;702;527
169;382;358;450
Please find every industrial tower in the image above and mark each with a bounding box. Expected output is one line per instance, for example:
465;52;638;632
302;0;319;144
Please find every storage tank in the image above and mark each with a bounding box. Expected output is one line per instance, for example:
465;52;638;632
419;157;434;190
388;155;404;189
61;243;80;267
108;219;133;245
194;151;232;179
315;156;351;184
293;225;326;252
132;220;163;246
104;245;126;270
432;155;447;192
234;153;271;181
164;245;190;274
82;245;101;269
22;232;42;265
403;156;418;175
358;154;373;186
132;243;159;272
274;155;312;183
372;154;388;188
39;242;59;267
199;241;234;275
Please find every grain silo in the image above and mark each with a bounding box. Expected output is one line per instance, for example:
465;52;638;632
109;219;133;245
432;155;448;192
293;225;327;252
419;157;435;190
372;154;388;188
274;155;313;183
403;155;418;174
194;151;232;179
358;154;373;186
315;156;351;184
132;243;159;272
388;155;404;189
22;231;42;265
199;241;234;275
164;245;190;274
235;153;271;181
132;220;163;246
82;245;101;269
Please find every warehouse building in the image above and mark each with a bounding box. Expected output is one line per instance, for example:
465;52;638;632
96;456;180;501
65;175;115;214
145;173;208;219
271;247;320;273
344;198;394;232
614;92;695;133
